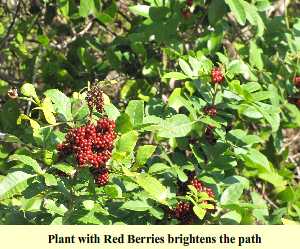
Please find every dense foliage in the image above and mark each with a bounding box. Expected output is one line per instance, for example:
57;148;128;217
0;0;300;225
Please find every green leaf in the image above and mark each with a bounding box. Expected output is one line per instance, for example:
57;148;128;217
125;100;144;127
41;97;56;125
148;163;171;174
116;131;138;153
129;5;150;18
52;163;74;175
157;114;192;138
44;173;58;186
136;145;156;165
208;0;227;26
21;197;42;212
242;0;265;36
0;171;36;200
221;210;242;224
9;154;43;174
193;205;206;220
121;200;150;211
163;72;188;80
249;41;263;70
243;148;271;172
58;0;69;16
225;0;246;25
135;174;169;204
178;59;194;78
104;103;120;121
20;83;39;103
220;183;244;205
258;172;286;189
174;166;188;182
79;0;95;17
44;89;73;122
116;113;133;133
44;199;67;216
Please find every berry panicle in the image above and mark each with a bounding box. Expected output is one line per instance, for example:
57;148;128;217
86;84;105;114
204;105;217;117
57;117;116;169
211;67;224;84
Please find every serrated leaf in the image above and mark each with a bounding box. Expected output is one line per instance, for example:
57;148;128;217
0;171;36;200
9;154;43;174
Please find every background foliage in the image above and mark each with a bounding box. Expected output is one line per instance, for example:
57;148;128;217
0;0;300;224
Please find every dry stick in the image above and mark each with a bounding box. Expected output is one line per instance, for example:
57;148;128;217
280;131;300;154
0;0;21;50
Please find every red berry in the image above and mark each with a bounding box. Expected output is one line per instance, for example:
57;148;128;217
294;76;300;88
186;0;193;6
296;99;300;108
211;67;224;84
204;105;217;117
190;178;203;192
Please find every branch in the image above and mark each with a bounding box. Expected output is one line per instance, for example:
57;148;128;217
50;20;94;50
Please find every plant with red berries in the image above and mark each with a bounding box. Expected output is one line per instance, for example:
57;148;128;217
211;67;224;84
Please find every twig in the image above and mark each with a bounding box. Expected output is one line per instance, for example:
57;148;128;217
50;20;94;49
0;0;21;50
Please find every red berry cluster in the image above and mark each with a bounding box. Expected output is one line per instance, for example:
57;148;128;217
190;177;215;201
181;0;193;19
57;118;116;168
92;168;109;186
204;105;217;117
171;201;192;224
171;174;215;224
211;67;224;84
86;85;104;113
